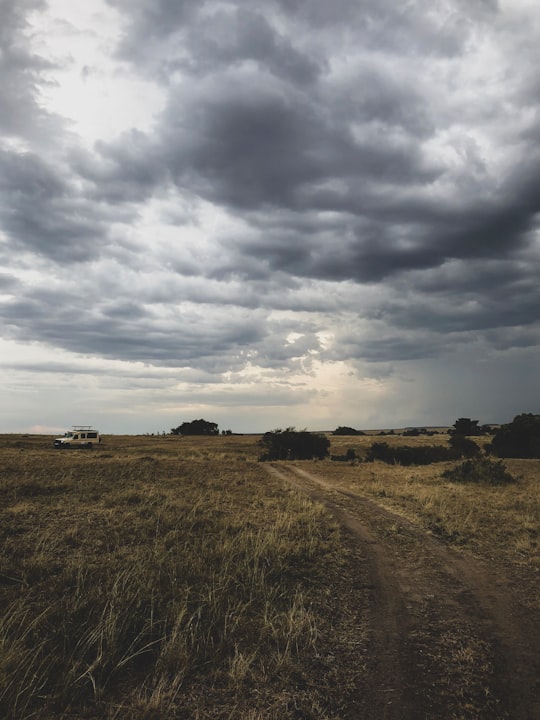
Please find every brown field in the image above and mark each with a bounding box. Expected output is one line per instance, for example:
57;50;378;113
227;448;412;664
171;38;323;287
0;432;538;719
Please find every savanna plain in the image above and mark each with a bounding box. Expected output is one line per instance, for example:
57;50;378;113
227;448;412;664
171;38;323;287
0;432;538;719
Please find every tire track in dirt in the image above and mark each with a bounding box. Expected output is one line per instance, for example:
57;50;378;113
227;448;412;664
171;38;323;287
266;463;415;719
265;463;540;720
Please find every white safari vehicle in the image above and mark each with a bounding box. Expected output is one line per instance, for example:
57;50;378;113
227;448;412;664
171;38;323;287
54;426;101;449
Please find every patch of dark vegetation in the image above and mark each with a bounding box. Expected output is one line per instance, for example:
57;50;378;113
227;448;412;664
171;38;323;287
366;436;480;466
403;427;434;436
259;428;330;461
330;449;357;462
429;522;463;543
442;457;517;485
7;440;33;449
12;482;71;498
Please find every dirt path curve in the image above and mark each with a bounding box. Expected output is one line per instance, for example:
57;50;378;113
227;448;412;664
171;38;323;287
265;463;540;720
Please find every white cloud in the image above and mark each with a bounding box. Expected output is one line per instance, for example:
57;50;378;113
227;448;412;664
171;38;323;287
28;0;165;144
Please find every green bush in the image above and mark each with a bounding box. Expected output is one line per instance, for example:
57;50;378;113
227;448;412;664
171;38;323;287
442;458;516;485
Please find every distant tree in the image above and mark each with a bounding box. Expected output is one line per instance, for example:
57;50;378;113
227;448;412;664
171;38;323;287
451;418;483;436
488;414;540;458
259;428;330;461
171;419;219;436
333;426;365;436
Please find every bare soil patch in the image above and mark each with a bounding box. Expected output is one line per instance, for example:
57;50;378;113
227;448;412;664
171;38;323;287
265;462;540;720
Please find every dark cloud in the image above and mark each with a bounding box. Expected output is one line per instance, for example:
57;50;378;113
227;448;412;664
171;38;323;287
80;0;540;295
107;1;318;82
0;0;47;136
106;0;195;59
171;9;322;85
0;0;65;144
71;135;166;205
0;148;111;262
0;272;20;293
0;278;293;371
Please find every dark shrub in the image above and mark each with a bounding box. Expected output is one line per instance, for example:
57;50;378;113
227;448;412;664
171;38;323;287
366;442;395;463
331;448;357;462
442;458;516;485
448;434;481;458
403;428;421;437
488;414;540;458
365;437;483;466
365;442;453;465
259;428;330;461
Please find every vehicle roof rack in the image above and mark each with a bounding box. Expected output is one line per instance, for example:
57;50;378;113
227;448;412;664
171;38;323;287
72;425;96;430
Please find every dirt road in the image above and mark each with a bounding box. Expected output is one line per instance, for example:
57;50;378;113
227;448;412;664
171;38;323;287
265;463;540;720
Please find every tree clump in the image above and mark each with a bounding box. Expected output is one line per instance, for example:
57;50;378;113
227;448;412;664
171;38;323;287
488;414;540;458
451;418;482;436
366;442;451;465
450;418;494;436
259;428;330;461
171;419;219;436
332;426;365;436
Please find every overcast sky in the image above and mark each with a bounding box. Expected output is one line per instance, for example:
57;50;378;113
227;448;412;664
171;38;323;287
1;0;539;435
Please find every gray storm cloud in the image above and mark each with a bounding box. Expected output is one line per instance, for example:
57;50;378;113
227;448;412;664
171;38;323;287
0;0;538;431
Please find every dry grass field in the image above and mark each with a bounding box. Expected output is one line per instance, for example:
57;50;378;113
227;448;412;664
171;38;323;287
0;434;365;719
0;431;538;719
326;432;540;607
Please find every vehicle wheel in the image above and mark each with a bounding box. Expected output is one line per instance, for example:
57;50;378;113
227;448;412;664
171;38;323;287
87;442;93;449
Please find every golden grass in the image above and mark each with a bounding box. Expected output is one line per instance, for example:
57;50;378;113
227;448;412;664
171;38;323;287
1;431;538;718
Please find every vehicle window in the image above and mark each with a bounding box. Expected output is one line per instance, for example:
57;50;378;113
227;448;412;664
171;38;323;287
88;432;97;439
74;434;79;440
